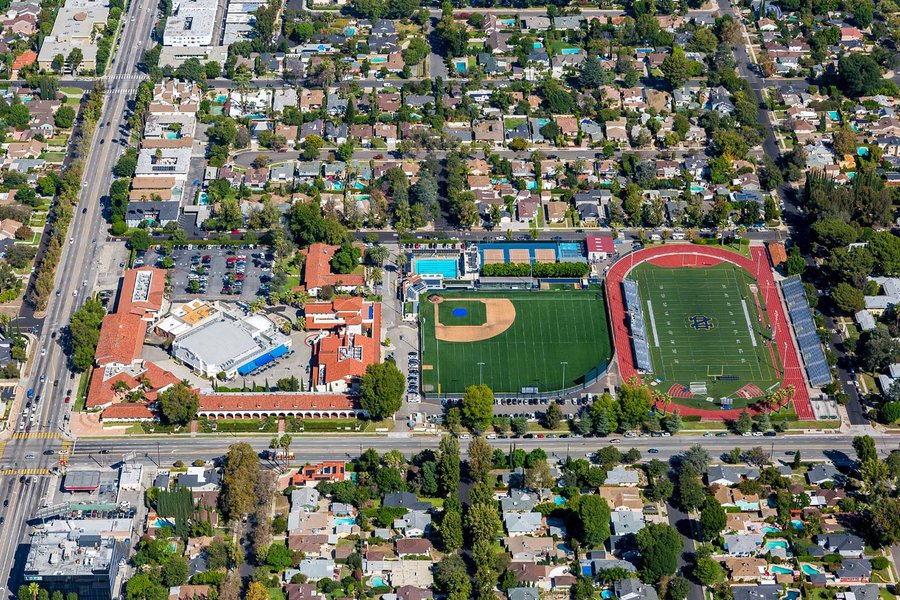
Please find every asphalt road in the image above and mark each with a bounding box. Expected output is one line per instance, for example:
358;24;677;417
0;0;157;591
53;432;891;470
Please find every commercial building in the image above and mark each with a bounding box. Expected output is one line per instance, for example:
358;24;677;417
63;470;101;492
23;530;126;600
163;0;218;46
171;311;291;378
37;0;109;72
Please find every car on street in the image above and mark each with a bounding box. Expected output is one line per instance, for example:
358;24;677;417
648;448;659;453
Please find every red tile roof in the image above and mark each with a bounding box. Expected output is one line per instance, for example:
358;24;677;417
118;267;167;318
94;312;146;366
198;392;357;413
87;362;183;408
101;403;154;420
301;243;365;292
11;50;35;71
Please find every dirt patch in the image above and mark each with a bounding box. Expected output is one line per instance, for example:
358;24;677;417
433;298;516;342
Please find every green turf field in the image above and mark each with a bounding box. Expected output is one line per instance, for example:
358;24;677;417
420;290;612;394
629;262;781;405
438;300;486;326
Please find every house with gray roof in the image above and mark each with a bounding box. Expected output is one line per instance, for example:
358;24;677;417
297;557;336;581
606;465;640;487
553;15;585;29
723;533;765;557
503;511;543;536
393;510;431;538
501;490;537;512
732;585;781;600
508;588;540;600
384;492;431;512
848;584;880;600
292;488;320;512
707;466;760;486
817;534;864;558
838;559;872;582
615;578;659;600
806;464;840;485
521;15;550;30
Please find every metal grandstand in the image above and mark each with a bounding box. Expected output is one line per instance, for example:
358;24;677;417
780;276;831;387
623;279;653;373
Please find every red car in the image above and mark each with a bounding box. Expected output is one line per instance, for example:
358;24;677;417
64;396;70;404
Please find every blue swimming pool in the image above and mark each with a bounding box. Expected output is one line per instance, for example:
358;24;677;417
601;591;614;599
561;48;582;55
791;519;804;530
216;94;227;103
770;565;793;575
414;257;458;278
154;517;175;529
371;576;388;588
198;192;209;205
801;564;822;576
762;526;780;533
828;111;840;121
533;42;544;48
335;517;355;526
764;540;788;551
554;496;566;506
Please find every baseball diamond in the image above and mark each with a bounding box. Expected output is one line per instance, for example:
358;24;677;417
420;290;612;394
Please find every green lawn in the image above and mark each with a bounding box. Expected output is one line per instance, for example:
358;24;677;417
437;300;487;326
629;262;781;406
420;289;612;394
60;87;84;96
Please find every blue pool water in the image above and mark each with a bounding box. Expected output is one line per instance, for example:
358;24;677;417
526;180;537;190
765;540;788;551
533;42;544;48
791;519;803;530
500;18;515;25
554;496;566;506
828;111;840;121
216;94;227;102
582;565;592;576
455;60;467;73
154;518;175;528
770;565;793;575
164;132;180;140
690;184;705;192
601;591;614;599
335;517;355;525
802;565;822;576
371;56;387;64
786;592;800;600
858;147;869;156
371;576;387;587
344;26;356;35
198;193;209;205
414;258;458;278
329;181;345;190
762;526;780;533
561;48;581;55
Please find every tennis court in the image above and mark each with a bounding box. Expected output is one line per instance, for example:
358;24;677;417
628;262;781;405
420;290;612;394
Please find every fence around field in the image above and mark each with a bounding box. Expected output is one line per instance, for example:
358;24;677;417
418;285;615;401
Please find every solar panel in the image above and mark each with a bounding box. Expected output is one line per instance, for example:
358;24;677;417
780;276;832;387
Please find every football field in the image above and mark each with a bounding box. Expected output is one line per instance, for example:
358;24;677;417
628;262;781;405
419;290;612;394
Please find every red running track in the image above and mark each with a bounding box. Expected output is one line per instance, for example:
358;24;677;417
605;245;814;420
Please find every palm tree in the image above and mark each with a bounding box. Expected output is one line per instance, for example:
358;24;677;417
28;582;39;600
279;434;292;461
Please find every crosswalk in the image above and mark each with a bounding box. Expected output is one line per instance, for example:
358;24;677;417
106;88;140;95
0;441;6;460
0;468;52;476
10;432;61;440
103;73;148;81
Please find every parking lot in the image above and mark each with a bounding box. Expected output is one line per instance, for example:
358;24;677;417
142;246;273;302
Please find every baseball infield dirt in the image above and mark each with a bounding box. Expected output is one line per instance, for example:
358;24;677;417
433;298;516;342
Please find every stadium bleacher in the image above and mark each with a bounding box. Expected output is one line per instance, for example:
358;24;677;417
780;276;831;387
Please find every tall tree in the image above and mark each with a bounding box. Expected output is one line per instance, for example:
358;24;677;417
359;361;405;420
220;443;260;521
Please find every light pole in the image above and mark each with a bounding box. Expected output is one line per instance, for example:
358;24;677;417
477;362;485;386
560;362;568;392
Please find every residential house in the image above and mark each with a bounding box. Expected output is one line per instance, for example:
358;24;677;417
504;512;543;536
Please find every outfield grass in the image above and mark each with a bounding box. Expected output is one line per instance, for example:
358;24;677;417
630;262;780;406
420;290;611;394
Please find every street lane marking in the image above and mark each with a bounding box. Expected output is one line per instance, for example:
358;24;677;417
11;432;61;439
0;441;5;459
0;468;52;476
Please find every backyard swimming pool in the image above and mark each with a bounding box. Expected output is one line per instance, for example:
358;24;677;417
762;526;780;533
764;540;788;551
791;519;804;530
371;577;388;588
334;517;355;526
414;257;459;278
770;565;793;575
801;564;822;576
